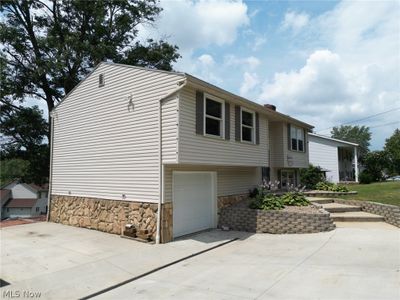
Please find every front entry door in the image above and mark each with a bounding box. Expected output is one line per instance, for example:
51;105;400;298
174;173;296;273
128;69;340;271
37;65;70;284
281;170;296;189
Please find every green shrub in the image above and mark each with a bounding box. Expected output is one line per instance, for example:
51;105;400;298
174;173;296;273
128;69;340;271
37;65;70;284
300;165;325;189
249;192;310;210
315;181;349;192
359;171;373;184
281;192;310;206
248;187;260;198
249;194;285;210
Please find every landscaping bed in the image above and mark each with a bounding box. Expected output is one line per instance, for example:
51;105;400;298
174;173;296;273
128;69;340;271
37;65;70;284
218;195;335;234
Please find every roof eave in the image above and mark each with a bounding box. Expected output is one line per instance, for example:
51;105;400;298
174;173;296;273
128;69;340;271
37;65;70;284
184;74;314;129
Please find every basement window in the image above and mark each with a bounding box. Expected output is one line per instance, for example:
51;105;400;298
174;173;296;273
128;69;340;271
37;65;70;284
99;73;105;87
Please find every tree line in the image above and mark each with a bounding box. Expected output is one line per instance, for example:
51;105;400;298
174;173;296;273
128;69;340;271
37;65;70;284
1;0;181;184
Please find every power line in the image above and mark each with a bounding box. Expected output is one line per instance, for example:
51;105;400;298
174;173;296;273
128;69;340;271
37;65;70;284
316;107;400;133
369;121;400;129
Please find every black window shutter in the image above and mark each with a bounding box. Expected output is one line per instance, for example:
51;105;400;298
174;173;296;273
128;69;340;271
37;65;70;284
235;105;241;141
225;103;230;140
303;129;307;153
255;112;260;144
287;123;291;150
196;91;204;135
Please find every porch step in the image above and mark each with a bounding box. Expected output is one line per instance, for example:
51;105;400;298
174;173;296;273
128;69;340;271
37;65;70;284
330;211;385;222
321;203;361;213
308;197;335;204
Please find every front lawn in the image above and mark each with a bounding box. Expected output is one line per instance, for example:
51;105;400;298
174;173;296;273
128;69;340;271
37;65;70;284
338;181;400;206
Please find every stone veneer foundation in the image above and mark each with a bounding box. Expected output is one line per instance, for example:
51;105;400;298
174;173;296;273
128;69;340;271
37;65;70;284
49;193;252;243
217;194;249;210
49;195;174;242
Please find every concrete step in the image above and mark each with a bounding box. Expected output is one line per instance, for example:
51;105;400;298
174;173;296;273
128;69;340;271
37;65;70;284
330;211;385;222
307;197;335;204
320;202;361;213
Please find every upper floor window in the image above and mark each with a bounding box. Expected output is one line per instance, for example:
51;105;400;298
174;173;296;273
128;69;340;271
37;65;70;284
241;108;255;143
99;73;105;87
290;125;305;152
204;96;224;138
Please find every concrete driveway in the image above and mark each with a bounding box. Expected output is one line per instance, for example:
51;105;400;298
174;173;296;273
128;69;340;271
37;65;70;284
1;222;399;300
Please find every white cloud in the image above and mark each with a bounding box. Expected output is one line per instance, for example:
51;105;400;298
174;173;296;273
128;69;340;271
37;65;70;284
138;0;249;53
189;53;222;84
198;54;215;67
224;55;261;70
281;11;309;32
240;72;260;96
252;36;267;51
261;1;400;149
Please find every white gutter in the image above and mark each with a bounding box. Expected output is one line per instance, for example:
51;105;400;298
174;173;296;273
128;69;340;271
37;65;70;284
156;79;187;244
46;112;55;221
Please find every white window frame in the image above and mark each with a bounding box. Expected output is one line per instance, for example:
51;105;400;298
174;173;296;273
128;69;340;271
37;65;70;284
240;107;255;144
203;94;225;139
290;125;305;152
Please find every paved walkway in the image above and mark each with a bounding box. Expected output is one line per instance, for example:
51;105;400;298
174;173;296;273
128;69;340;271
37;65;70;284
1;222;399;300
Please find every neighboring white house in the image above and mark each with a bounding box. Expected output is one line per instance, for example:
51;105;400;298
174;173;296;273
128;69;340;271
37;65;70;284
308;133;359;183
49;62;313;243
1;181;48;219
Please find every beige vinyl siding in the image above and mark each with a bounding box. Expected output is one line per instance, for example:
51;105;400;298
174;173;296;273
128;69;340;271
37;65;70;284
163;165;261;202
161;96;179;163
52;63;184;203
269;122;284;167
178;86;269;167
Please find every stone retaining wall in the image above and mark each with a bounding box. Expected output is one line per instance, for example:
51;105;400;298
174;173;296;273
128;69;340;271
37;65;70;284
49;195;160;241
218;203;335;234
333;199;400;227
217;194;249;210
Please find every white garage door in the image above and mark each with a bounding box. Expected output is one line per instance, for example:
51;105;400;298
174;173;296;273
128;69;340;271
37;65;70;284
173;172;216;238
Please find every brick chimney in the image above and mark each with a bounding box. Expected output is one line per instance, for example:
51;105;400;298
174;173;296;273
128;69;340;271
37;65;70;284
264;104;276;111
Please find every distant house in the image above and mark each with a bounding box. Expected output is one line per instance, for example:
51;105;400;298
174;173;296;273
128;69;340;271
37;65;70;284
1;181;48;219
49;62;314;243
308;133;359;183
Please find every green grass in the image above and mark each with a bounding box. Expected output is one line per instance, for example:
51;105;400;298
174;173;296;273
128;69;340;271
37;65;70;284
338;181;400;206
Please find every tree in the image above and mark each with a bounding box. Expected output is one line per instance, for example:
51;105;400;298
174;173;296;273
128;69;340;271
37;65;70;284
0;0;180;184
363;151;388;182
1;106;49;184
384;128;400;175
0;159;30;185
300;164;325;189
331;125;371;161
0;0;181;136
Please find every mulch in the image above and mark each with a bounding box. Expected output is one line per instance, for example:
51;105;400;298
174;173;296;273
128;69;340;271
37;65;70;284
0;215;46;228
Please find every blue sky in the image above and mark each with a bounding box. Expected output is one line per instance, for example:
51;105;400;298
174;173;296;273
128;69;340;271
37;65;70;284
138;0;400;150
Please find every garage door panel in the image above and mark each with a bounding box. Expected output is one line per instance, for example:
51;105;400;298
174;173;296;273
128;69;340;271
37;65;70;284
173;172;215;237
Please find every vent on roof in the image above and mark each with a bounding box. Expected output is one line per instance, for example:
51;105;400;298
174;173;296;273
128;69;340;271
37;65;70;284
99;73;105;87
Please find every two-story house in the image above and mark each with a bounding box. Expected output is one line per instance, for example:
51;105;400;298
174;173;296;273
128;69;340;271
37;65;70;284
49;63;312;243
1;181;48;219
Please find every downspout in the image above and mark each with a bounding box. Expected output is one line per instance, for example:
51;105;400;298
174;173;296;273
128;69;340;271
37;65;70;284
47;112;55;222
156;79;187;244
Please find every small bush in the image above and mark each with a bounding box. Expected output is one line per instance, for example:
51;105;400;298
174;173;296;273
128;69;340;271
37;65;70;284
300;165;325;189
249;194;285;210
315;181;349;192
359;171;373;184
249;192;310;210
281;192;310;206
248;187;260;198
